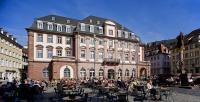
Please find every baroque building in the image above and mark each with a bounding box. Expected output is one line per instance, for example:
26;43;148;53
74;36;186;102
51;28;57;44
0;28;23;81
170;30;200;76
145;43;170;75
26;15;150;81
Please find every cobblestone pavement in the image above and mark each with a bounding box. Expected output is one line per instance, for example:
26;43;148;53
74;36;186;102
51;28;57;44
40;87;200;102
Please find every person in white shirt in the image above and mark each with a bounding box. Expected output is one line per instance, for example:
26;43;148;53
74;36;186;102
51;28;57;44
147;80;157;100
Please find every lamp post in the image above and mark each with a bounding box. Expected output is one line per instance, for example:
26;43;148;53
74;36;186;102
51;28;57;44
93;34;96;79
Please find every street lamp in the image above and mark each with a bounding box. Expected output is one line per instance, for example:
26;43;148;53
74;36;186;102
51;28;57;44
93;34;96;79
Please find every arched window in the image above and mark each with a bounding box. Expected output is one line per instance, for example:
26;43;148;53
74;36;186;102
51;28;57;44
64;67;70;78
36;45;43;58
132;69;135;77
80;68;86;78
89;68;95;78
118;69;122;77
43;68;49;78
99;69;104;77
125;69;129;77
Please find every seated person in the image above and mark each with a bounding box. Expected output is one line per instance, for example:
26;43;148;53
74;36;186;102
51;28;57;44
147;80;157;100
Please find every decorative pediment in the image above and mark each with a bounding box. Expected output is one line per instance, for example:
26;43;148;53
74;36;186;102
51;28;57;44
105;20;115;25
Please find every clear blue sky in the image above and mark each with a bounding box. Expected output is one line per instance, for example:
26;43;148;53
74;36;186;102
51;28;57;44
1;0;200;46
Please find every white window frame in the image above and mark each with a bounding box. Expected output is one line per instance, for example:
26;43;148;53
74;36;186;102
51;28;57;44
80;50;86;58
90;51;95;59
118;30;122;37
90;25;94;33
57;24;62;32
109;29;113;35
99;27;103;34
37;34;43;42
80;23;86;31
36;49;43;58
37;20;43;29
66;37;71;45
47;35;53;43
47;22;53;30
66;25;71;33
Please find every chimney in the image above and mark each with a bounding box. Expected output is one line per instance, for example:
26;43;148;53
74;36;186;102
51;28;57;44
9;35;13;38
0;28;3;34
13;37;16;41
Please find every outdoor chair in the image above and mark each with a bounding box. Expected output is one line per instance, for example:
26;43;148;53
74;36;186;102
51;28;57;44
117;93;128;102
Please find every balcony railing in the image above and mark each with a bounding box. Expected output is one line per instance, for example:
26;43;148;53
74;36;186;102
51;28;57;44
102;58;120;66
52;56;76;62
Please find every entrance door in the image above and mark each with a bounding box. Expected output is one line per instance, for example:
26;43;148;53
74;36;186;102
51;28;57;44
108;69;115;79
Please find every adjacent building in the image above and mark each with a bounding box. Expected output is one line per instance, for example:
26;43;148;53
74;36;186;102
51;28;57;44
145;43;170;75
26;15;150;81
0;28;23;81
170;30;200;76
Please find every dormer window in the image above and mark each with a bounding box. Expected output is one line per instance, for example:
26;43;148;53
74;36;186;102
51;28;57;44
125;31;128;38
67;20;70;23
109;30;113;36
37;21;43;29
90;19;92;23
118;30;122;37
99;27;103;34
66;25;71;33
89;25;94;33
57;24;62;32
80;23;85;31
47;22;53;30
52;17;55;21
97;21;100;24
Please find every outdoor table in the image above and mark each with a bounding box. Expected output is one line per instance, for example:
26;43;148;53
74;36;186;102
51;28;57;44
62;96;82;102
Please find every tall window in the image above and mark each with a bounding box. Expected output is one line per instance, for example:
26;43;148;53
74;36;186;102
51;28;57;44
108;51;113;59
90;38;94;45
66;37;71;45
99;52;103;60
65;50;71;56
56;49;62;56
80;50;86;58
43;68;49;78
66;25;71;33
109;30;113;35
57;24;62;32
90;25;94;32
118;30;122;37
37;34;43;42
90;51;95;59
125;54;129;61
99;39;103;45
99;27;103;34
47;48;53;58
80;37;85;44
118;69;122;77
57;36;62;44
132;54;135;61
47;23;53;30
37;21;43;29
99;69;104;77
0;59;2;66
80;23;85;31
47;35;53;43
125;69;129;76
109;40;113;47
64;68;70;78
89;68;95;78
36;46;43;58
80;68;86;78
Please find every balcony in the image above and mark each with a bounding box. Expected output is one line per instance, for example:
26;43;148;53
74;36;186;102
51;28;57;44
102;58;120;66
52;56;76;62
